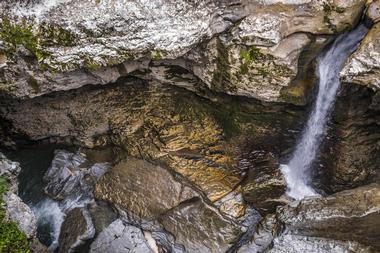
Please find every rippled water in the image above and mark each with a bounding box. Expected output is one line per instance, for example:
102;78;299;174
280;24;368;200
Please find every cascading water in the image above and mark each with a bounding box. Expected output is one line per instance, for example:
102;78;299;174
280;24;368;200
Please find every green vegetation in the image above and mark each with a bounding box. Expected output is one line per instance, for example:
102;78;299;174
211;39;236;92
0;177;30;253
238;46;271;76
151;50;163;60
38;24;77;47
0;16;49;61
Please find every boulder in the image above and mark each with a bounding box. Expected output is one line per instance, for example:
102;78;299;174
95;157;199;220
240;184;380;252
366;0;380;24
58;207;95;253
4;192;37;238
241;151;286;214
89;219;154;253
341;22;380;90
43;149;110;201
158;198;244;253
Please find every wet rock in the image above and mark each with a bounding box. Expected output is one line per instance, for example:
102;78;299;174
58;207;95;253
89;219;154;253
95;157;199;220
4;192;37;238
88;201;118;235
241;151;286;214
241;184;380;252
158;198;243;253
43;150;110;201
268;235;373;253
341;22;380;90
327;84;380;192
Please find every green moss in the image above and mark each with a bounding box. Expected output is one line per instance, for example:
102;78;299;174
0;177;30;253
151;50;163;60
210;38;236;93
0;17;49;61
38;24;77;47
238;46;268;75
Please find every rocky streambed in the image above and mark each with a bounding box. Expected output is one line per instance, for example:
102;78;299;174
0;0;379;253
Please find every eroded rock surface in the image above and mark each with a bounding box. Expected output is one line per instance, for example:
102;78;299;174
0;0;367;103
43;149;110;201
58;207;95;253
158;198;243;253
240;184;380;252
95;157;199;220
341;21;380;90
90;219;154;253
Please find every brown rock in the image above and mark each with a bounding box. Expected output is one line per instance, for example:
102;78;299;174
95;157;199;219
158;198;243;253
58;207;95;253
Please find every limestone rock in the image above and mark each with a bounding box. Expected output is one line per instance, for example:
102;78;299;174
0;152;21;193
95;157;199;220
366;0;380;24
43;149;110;200
0;0;367;104
158;198;243;253
341;22;380;90
268;235;373;253
89;219;154;253
241;184;380;252
4;192;37;239
241;151;286;214
327;84;380;193
58;207;95;253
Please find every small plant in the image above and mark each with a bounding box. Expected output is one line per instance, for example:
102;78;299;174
0;177;30;253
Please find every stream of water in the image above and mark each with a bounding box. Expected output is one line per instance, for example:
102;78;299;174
280;24;368;200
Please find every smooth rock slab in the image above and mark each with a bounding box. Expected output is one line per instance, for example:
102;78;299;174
158;198;243;253
89;219;153;253
95;157;199;220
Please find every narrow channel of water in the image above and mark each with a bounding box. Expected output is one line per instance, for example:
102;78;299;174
280;24;368;200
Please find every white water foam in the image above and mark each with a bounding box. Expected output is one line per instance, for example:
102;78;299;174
280;25;368;200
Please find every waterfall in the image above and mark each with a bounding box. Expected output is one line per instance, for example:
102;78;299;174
280;24;368;200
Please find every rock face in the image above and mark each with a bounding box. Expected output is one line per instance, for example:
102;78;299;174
0;0;366;103
4;192;37;239
43;149;110;201
1;78;304;217
95;158;199;220
0;153;38;239
58;207;95;253
90;219;154;253
158;197;243;253
240;184;380;252
326;84;380;193
341;21;380;90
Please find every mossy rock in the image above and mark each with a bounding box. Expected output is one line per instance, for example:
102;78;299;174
0;177;30;253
